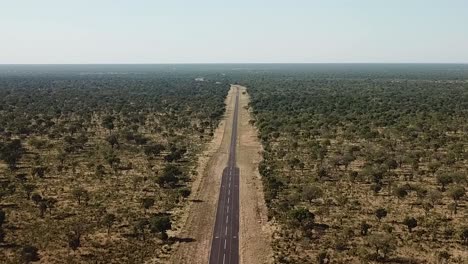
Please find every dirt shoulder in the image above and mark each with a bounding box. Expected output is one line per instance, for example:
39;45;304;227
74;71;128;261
236;85;274;264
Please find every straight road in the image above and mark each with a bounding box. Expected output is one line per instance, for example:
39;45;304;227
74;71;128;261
209;87;240;264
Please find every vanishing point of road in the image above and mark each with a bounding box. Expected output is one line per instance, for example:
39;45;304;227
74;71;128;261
209;87;240;264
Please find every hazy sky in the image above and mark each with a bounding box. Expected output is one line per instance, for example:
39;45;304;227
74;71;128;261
1;0;467;64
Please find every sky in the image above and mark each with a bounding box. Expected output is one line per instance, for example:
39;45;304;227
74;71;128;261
1;0;467;64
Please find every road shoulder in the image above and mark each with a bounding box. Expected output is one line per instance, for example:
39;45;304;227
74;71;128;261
236;85;274;264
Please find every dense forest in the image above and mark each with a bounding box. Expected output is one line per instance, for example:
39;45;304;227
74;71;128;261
0;68;229;263
237;68;468;263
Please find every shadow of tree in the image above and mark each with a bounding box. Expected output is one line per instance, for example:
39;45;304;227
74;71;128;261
169;237;196;243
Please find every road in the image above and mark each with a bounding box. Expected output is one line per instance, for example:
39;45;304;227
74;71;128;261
209;87;240;264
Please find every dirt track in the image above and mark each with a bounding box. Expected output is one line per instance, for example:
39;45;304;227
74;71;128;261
168;85;272;264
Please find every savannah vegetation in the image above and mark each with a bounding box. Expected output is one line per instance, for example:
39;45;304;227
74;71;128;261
0;66;229;263
1;64;467;264
236;65;468;263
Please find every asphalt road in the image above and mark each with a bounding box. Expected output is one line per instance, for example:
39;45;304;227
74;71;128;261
209;87;240;264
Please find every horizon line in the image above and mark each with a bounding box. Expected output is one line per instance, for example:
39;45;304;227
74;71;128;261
1;62;468;65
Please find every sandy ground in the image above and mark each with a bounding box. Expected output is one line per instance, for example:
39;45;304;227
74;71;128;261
236;85;274;264
167;85;273;264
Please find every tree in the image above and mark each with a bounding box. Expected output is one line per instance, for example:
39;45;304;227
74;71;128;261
461;228;468;245
102;115;115;132
448;186;465;214
302;185;323;203
317;166;328;180
38;201;48;218
157;165;183;187
0;139;24;170
67;230;81;251
427;161;441;175
317;251;330;264
72;187;89;205
428;190;442;206
371;183;382;194
141;197;155;214
0;209;5;227
104;151;120;173
178;188;191;199
360;221;372;236
95;164;105;179
20;245;40;263
287;157;301;170
149;215;172;240
0;227;5;243
448;186;465;204
289;208;315;233
144;143;165;158
437;251;451;264
22;184;36;199
103;213;117;235
31;193;42;205
375;208;387;222
403;217;418;233
133;219;148;241
106;134;119;148
44;198;57;216
436;173;453;192
31;166;47;178
367;233;397;260
394;186;408;201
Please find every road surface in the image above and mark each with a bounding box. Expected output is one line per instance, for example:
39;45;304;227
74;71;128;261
209;87;240;264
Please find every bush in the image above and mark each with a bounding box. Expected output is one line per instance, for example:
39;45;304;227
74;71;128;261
20;245;40;263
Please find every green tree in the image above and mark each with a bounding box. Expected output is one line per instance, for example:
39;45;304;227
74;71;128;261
394;186;408;201
0;227;5;243
289;207;315;233
102;115;115;132
149;215;172;240
67;230;81;251
157;164;183;187
302;185;323;203
144;143;166;157
38;201;47;218
367;233;397;260
460;228;468;245
0;139;24;170
0;209;5;227
403;217;418;233
178;188;191;199
141;197;155;214
360;221;372;236
20;245;40;263
375;208;387;222
436;173;453;192
72;187;89;205
22;184;36;199
448;186;465;214
31;193;42;205
103;213;117;235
